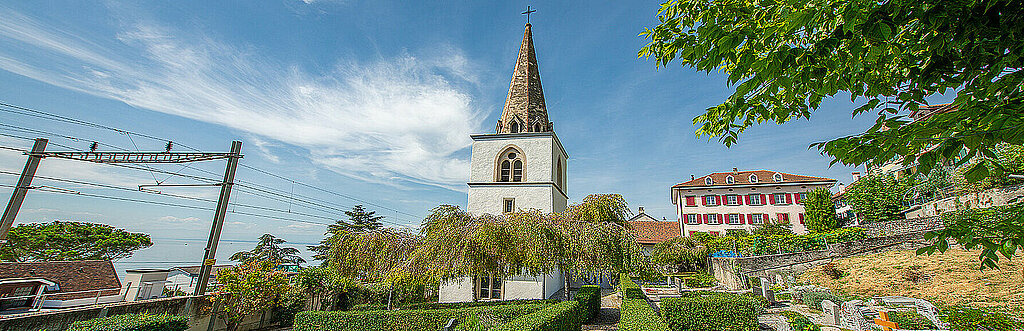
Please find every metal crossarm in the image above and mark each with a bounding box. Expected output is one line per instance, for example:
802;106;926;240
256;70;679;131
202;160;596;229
37;152;240;163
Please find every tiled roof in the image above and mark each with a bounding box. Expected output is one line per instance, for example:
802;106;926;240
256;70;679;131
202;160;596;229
0;260;121;300
172;265;233;276
673;170;835;188
909;103;958;121
629;220;680;244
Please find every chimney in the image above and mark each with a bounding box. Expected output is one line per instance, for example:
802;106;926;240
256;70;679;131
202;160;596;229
838;182;846;192
733;167;738;174
638;206;645;214
852;172;861;181
691;174;695;180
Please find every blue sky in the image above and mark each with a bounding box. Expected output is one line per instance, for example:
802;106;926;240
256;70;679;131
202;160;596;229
0;1;950;272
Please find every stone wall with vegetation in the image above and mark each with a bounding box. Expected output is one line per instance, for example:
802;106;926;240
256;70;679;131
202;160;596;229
855;216;944;237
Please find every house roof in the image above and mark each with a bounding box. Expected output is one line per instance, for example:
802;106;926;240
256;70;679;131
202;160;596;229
171;265;233;276
673;170;836;189
909;103;958;121
628;220;680;245
0;260;121;300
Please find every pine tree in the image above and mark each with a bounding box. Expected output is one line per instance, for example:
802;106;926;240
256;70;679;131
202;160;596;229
308;205;384;261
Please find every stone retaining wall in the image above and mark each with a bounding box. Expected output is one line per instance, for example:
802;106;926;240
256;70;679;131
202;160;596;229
854;216;943;237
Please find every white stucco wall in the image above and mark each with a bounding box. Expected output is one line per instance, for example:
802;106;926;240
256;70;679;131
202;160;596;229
439;277;475;303
467;133;568;215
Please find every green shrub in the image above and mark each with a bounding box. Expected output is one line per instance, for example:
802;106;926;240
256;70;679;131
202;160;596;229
399;299;558;310
491;300;583;331
779;311;821;331
887;311;935;329
69;313;188;331
661;292;765;331
618;274;669;331
940;306;1023;331
683;272;717;288
294;303;547;331
575;285;601;321
350;303;385;311
802;291;842;311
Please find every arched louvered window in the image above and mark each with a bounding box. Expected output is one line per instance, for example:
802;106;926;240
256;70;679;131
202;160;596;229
496;147;525;182
510;121;519;133
534;123;542;132
557;159;563;188
500;160;511;182
512;160;523;182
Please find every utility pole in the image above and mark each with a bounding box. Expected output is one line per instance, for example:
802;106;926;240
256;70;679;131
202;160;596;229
193;140;242;296
0;138;47;243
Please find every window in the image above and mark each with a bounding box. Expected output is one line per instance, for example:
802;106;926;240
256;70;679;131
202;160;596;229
748;194;762;205
728;214;741;224
497;148;525;182
687;214;701;225
774;193;787;205
503;198;515;213
777;213;790;222
509;121;519;133
773;173;784;182
534;123;542;132
749;174;758;183
557;159;563;188
750;214;764;224
685;196;697;207
726;176;735;184
477;276;502;300
703;195;717;206
706;214;720;224
725;195;738;205
704;177;713;185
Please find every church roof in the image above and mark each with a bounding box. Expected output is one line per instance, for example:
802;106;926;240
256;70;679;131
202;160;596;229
497;24;552;134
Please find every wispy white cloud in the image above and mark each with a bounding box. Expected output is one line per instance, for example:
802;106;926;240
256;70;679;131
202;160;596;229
0;10;483;190
158;215;202;223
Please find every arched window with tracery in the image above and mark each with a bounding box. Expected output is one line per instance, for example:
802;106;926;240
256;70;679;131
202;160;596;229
496;147;525;182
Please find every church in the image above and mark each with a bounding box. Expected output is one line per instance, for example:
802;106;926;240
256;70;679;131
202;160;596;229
438;23;570;302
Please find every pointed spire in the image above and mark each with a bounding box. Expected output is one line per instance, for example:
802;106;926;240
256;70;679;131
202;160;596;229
497;23;551;134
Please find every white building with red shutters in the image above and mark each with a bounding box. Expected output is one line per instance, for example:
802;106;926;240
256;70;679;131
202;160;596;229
671;168;837;235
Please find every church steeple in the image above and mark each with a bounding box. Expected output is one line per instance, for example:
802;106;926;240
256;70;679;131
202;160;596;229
497;23;551;134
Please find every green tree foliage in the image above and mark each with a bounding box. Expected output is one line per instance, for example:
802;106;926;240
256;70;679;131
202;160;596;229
309;205;384;261
955;144;1024;193
70;313;187;331
842;173;912;223
0;221;152;262
211;260;291;331
751;219;793;237
918;203;1024;269
650;236;708;272
639;0;1023;179
230;233;305;265
291;266;356;311
803;188;839;232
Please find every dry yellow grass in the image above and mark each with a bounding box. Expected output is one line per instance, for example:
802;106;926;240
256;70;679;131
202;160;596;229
797;249;1024;318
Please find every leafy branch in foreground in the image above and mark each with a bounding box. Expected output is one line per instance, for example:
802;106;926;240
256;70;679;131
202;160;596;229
917;203;1024;270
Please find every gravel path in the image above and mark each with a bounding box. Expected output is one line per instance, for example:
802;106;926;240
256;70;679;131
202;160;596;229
582;289;621;330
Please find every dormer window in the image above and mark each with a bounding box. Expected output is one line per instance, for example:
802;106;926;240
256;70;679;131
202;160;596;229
773;173;783;182
704;177;713;185
725;176;735;184
749;174;758;183
509;121;520;133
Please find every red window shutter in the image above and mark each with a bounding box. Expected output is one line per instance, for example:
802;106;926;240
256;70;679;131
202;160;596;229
795;193;802;204
689;231;697;236
776;213;784;221
720;214;726;224
720;195;727;205
799;213;805;224
682;214;688;223
786;194;793;204
716;195;722;205
768;194;775;204
760;194;767;205
702;214;708;224
701;196;706;206
686;196;696;206
747;214;755;224
764;213;770;221
740;214;746;224
744;195;750;205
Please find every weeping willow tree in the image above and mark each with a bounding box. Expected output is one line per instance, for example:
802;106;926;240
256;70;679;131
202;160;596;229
650;236;709;273
326;194;654;301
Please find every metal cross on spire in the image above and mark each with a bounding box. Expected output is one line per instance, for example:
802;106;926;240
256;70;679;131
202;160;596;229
522;6;536;24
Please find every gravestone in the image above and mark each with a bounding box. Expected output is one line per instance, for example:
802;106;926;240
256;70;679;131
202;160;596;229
760;278;776;303
821;299;841;325
876;296;950;330
839;300;873;331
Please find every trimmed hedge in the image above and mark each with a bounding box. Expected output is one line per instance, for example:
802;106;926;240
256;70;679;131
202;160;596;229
294;302;548;331
779;311;821;331
802;291;842;311
350;303;385;311
661;292;765;331
576;285;601;322
400;298;559;310
618;273;670;331
491;300;582;331
69;313;188;331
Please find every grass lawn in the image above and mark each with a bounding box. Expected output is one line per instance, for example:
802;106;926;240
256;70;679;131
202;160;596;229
797;248;1024;319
